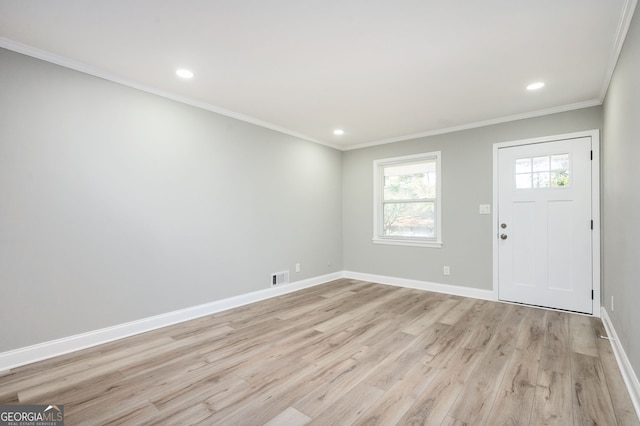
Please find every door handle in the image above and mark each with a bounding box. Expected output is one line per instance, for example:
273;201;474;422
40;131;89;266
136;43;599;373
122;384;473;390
500;234;508;240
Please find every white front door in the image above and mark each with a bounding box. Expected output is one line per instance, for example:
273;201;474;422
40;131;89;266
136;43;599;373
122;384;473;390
498;137;593;313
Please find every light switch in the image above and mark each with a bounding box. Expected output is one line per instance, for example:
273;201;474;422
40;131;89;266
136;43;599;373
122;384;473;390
479;204;491;214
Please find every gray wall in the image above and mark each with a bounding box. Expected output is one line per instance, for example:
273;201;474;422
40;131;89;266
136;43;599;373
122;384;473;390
603;7;640;385
343;107;602;290
0;48;343;352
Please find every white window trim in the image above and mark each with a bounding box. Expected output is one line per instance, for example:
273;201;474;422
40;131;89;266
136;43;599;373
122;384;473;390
373;151;442;248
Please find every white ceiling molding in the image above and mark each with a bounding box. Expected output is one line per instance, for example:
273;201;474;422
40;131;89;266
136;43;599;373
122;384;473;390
0;37;339;151
0;35;615;152
343;99;603;151
599;0;639;101
0;0;633;150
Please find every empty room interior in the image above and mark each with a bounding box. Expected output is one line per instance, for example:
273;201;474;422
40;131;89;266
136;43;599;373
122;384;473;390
1;1;640;425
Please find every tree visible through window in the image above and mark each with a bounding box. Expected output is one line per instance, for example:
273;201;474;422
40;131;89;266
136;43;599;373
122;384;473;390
373;152;442;247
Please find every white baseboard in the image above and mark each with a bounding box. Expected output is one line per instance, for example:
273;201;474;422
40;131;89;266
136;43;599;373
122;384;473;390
0;271;505;371
343;271;495;301
601;308;640;420
0;272;342;371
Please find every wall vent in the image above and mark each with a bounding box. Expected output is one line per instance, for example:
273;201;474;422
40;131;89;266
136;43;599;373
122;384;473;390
271;270;289;287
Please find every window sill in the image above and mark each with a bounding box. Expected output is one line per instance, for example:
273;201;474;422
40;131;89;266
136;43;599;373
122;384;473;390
372;238;443;248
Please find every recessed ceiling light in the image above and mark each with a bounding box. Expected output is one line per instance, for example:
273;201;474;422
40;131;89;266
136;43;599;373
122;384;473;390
176;69;194;79
527;82;545;91
333;129;345;136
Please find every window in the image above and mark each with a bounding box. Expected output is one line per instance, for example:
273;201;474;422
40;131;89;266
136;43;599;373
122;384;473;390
373;152;442;247
515;153;570;189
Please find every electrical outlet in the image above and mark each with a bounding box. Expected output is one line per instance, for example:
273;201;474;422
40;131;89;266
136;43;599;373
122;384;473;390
611;295;614;311
443;266;450;276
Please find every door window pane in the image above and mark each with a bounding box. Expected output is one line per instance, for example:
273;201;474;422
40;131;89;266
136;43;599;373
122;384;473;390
533;156;550;172
515;158;532;174
515;153;570;189
533;172;550;188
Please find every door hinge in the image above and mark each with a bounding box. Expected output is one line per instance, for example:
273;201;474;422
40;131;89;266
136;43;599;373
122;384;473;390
591;220;594;230
590;150;593;160
592;290;594;300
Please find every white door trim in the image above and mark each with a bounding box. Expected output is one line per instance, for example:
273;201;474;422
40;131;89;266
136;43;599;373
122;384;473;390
492;130;601;317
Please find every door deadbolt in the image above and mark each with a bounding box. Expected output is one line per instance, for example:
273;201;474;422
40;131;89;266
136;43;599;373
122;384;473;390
501;223;507;229
500;234;508;240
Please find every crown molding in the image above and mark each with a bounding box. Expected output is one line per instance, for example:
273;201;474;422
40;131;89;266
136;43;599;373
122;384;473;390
343;99;602;151
0;36;614;153
0;37;342;151
599;0;639;101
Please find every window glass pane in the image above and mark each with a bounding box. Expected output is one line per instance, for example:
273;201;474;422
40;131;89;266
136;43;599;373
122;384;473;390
533;172;550;188
533;156;550;172
515;154;570;189
383;202;434;238
516;173;532;189
551;154;569;171
551;171;569;187
550;153;570;187
384;161;435;177
384;174;431;200
515;158;531;174
424;171;436;198
374;151;440;245
383;161;436;200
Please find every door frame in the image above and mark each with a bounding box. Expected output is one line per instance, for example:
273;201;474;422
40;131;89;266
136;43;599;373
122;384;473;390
492;129;601;317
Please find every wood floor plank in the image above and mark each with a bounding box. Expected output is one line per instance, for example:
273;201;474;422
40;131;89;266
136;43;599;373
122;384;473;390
530;310;574;425
65;395;158;425
140;402;214;426
485;307;546;425
572;351;618;425
540;311;572;372
0;336;176;401
438;297;477;325
441;415;467;426
17;336;197;402
569;314;599;357
397;347;484;425
101;402;160;426
202;362;320;425
265;407;312;426
423;300;489;360
150;372;247;412
354;357;440;425
402;297;459;335
309;382;383;426
0;279;636;425
62;357;211;418
363;321;448;391
463;300;511;352
446;305;527;425
293;331;417;418
532;369;573;426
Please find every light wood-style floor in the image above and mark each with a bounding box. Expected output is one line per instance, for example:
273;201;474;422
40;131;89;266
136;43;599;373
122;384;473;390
1;279;638;425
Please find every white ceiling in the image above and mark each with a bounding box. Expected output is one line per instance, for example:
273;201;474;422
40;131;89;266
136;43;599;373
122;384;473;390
0;1;635;150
